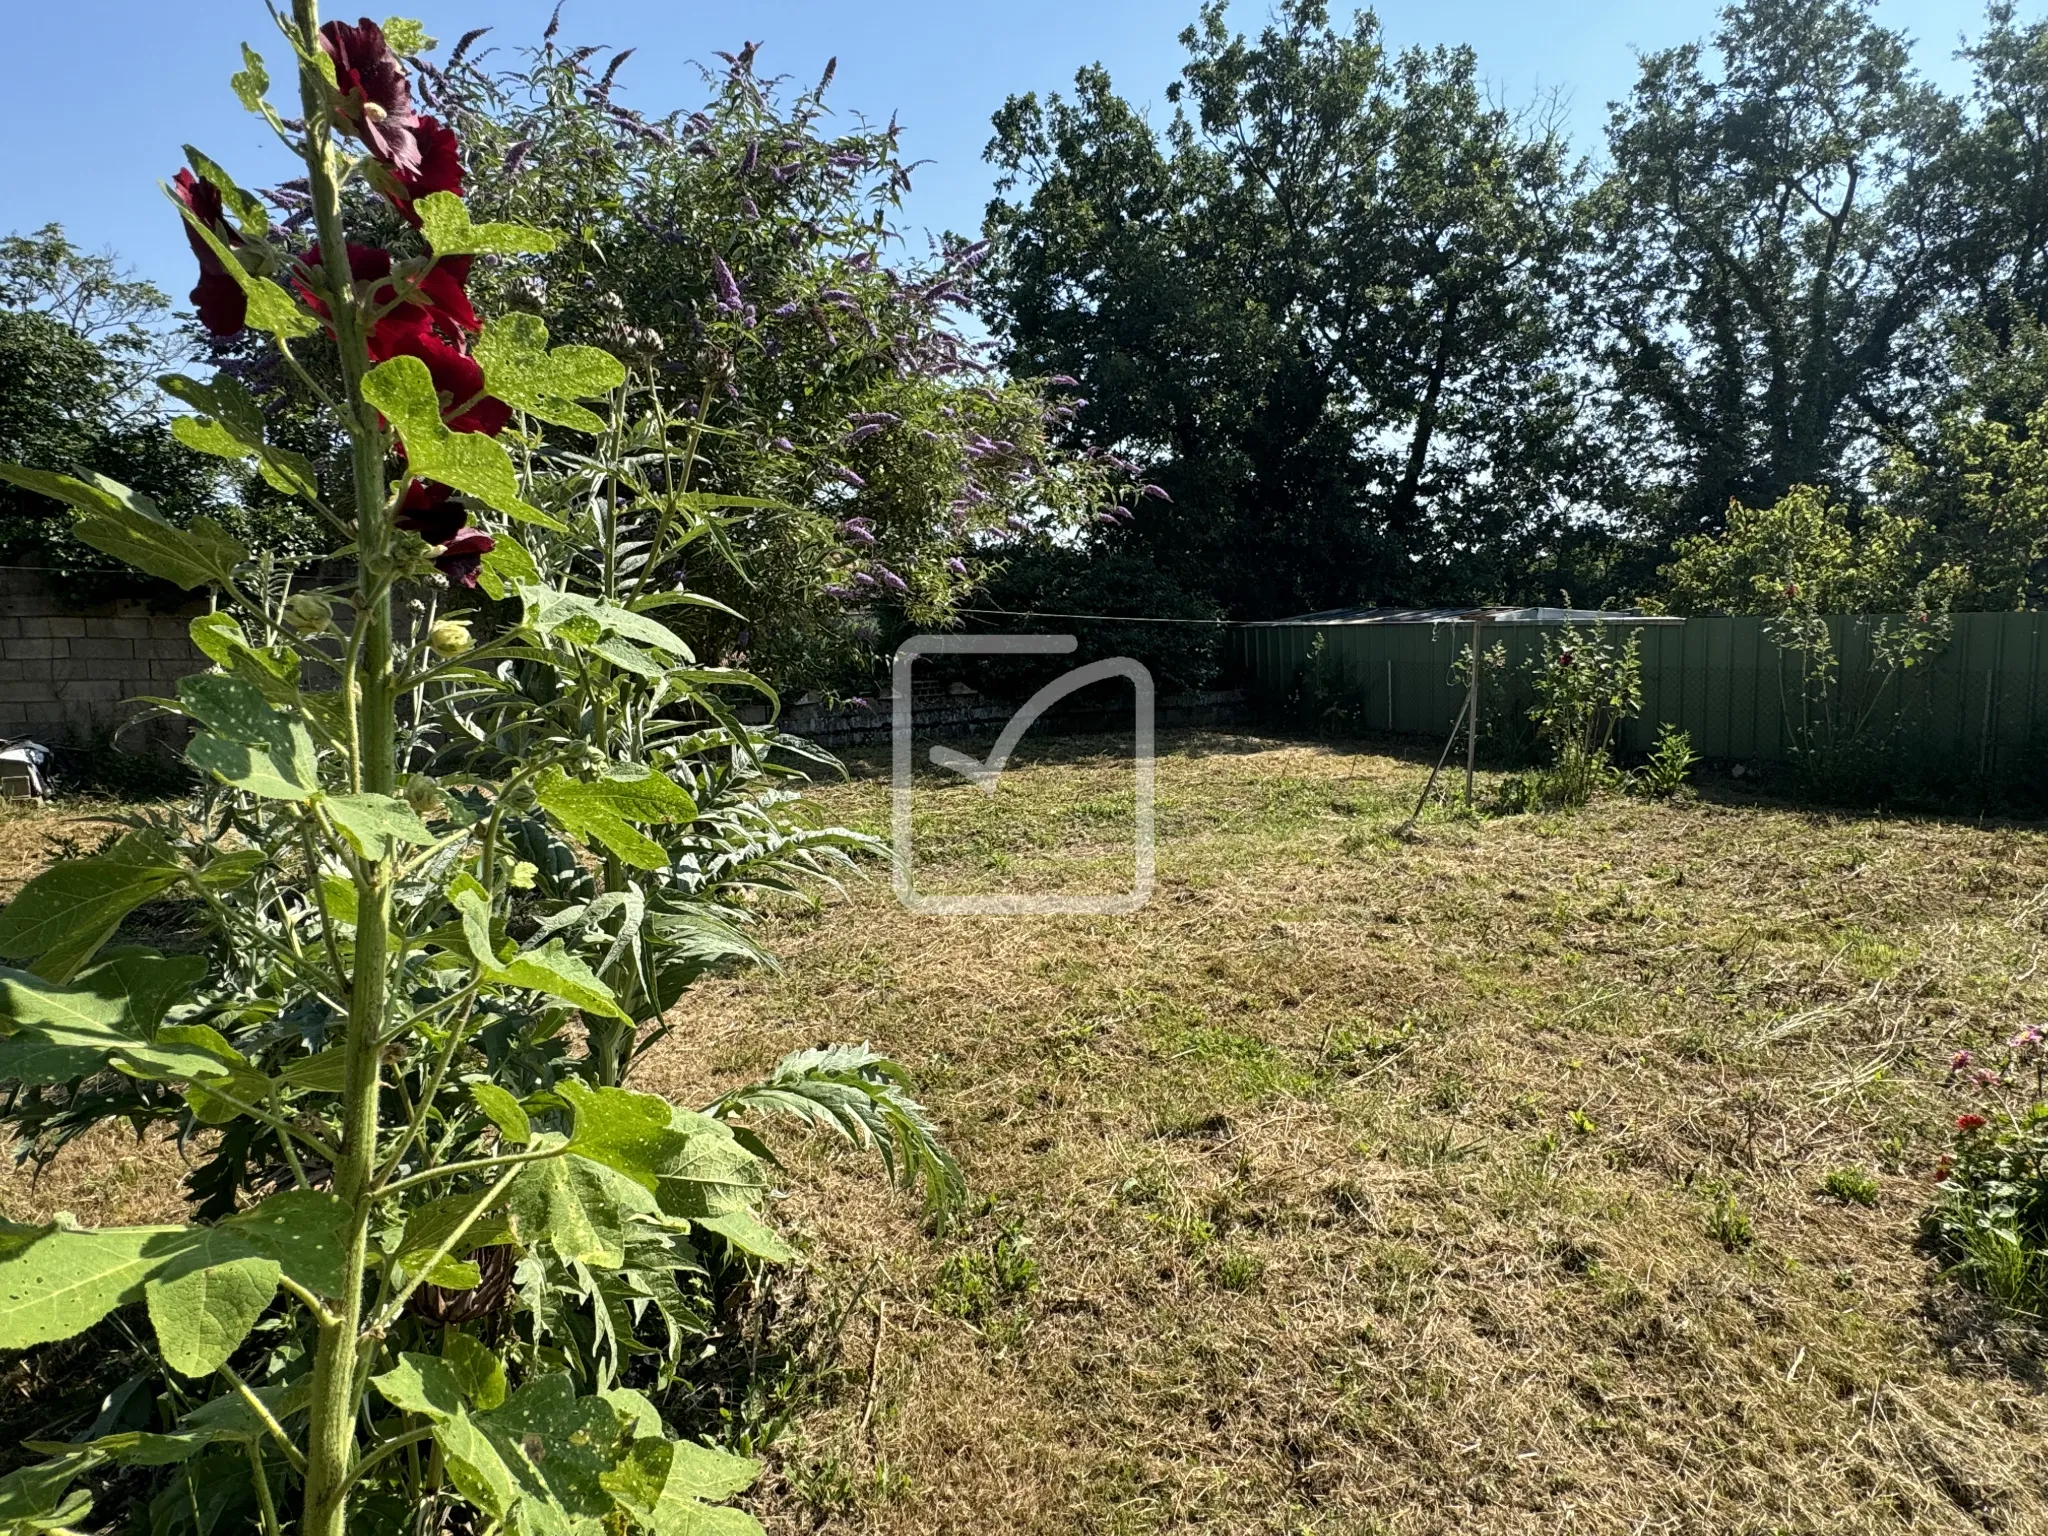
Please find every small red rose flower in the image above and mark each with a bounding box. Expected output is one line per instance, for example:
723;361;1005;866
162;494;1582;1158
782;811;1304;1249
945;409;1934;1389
320;18;423;173
171;169;247;337
1956;1113;1988;1132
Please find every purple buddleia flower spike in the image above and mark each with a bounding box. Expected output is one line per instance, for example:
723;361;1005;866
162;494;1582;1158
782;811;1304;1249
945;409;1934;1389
875;566;909;593
711;254;744;313
946;557;968;576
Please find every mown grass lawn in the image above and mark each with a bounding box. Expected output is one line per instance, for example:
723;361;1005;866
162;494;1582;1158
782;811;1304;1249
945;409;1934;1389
4;732;2047;1535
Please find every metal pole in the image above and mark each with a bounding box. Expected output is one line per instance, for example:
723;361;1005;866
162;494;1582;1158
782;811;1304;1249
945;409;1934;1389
1465;617;1482;806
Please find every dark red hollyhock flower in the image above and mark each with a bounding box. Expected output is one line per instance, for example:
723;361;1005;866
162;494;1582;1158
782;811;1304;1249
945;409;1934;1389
397;479;462;540
1957;1113;1989;1132
374;327;510;437
391;117;463;221
432;527;495;587
320;18;422;173
396;481;493;587
172;170;247;337
296;243;476;350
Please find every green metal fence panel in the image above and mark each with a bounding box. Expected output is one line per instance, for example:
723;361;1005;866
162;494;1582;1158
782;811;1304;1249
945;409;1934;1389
1234;612;2048;777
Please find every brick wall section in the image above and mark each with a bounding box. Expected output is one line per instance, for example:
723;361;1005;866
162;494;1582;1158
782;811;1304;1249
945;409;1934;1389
0;568;206;744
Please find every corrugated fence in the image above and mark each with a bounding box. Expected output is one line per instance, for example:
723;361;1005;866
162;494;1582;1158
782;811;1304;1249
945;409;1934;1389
1234;612;2048;775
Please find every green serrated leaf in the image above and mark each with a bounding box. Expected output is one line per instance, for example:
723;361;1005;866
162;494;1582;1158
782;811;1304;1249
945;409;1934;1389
434;1409;523;1523
443;1330;508;1411
474;315;624;432
600;1436;761;1533
227;1189;349;1297
655;1111;769;1220
469;1082;532;1145
0;464;246;590
477;531;540;600
689;1210;792;1265
392;1193;516;1287
478;1374;629;1519
498;941;630;1021
560;1080;692;1193
231;45;272;116
182;146;269;238
180;673;316;800
382;16;432;53
324;792;436;861
373;1352;467;1421
0;835;184;982
144;1226;279;1377
163;373;317;499
0;1222;186;1350
505;1155;655;1269
361;355;552;525
415;192;559;257
535;767;695;873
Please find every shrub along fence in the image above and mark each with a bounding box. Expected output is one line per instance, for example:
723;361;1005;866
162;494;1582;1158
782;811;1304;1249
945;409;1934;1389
1235;610;2048;783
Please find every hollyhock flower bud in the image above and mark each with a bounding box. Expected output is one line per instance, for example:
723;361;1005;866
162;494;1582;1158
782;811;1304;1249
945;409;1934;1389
283;593;336;635
428;619;473;657
399;774;443;816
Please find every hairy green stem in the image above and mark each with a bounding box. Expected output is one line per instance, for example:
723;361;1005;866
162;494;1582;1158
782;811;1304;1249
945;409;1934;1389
292;6;398;1534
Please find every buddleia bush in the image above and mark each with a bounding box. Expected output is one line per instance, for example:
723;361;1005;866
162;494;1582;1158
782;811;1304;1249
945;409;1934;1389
0;12;957;1536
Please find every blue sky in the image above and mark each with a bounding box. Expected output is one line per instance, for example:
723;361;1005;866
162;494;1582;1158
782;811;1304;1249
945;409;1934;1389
3;0;1995;312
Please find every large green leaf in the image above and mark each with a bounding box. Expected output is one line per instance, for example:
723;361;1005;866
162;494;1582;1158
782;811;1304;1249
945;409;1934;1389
469;1081;532;1145
479;1375;629;1520
506;1154;654;1269
474;315;625;432
497;942;631;1022
601;1438;761;1536
162;373;316;499
143;1225;279;1377
688;1210;792;1265
434;1409;525;1525
0;1453;100;1534
535;768;696;872
560;1081;692;1193
654;1111;769;1220
360;355;553;526
415;193;559;257
443;1330;508;1411
324;792;435;862
0;465;247;590
228;1189;349;1297
0;958;215;1084
0;835;184;982
0;1221;186;1350
391;1192;516;1288
180;673;317;801
520;587;693;657
373;1353;467;1421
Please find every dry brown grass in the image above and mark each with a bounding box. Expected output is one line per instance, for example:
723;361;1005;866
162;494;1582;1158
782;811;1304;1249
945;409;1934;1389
631;732;2048;1536
4;739;2047;1533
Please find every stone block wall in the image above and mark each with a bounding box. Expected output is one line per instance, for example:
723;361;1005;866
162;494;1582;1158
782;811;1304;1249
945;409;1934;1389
0;568;205;745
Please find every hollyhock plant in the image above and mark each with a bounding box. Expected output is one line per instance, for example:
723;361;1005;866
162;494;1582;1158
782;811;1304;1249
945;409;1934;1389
0;11;963;1536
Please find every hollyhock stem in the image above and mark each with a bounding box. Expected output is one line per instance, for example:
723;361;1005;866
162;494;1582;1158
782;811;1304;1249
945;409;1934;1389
292;5;395;1536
